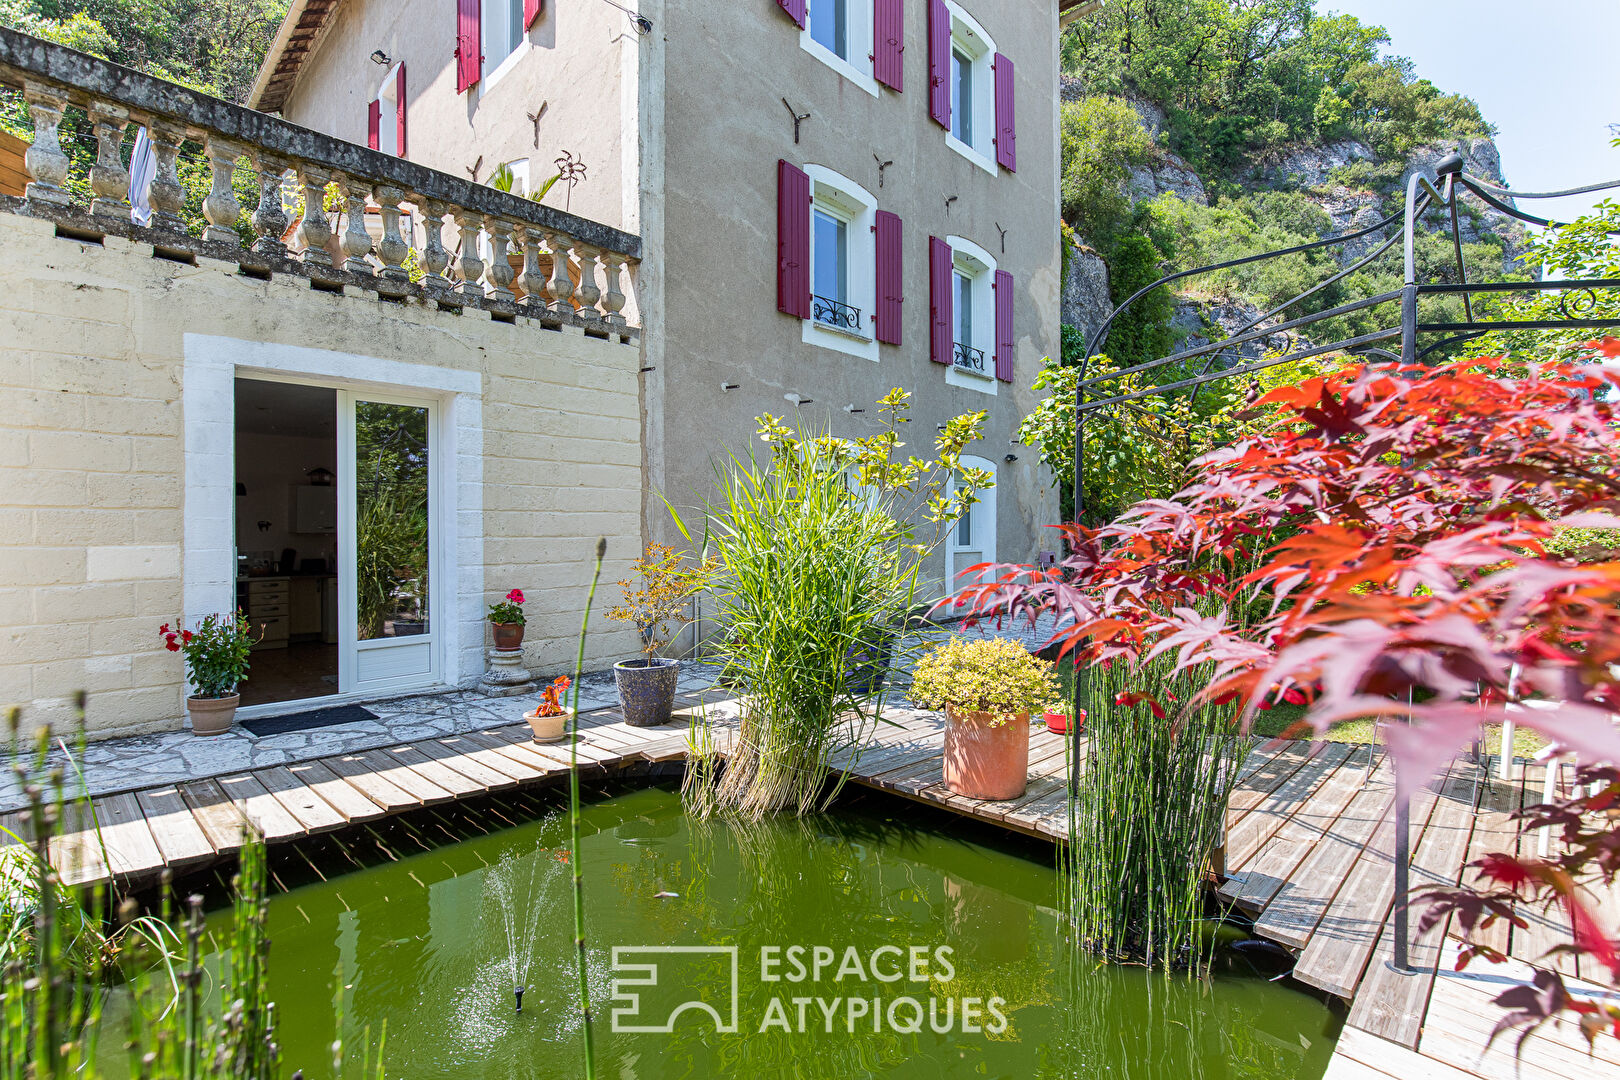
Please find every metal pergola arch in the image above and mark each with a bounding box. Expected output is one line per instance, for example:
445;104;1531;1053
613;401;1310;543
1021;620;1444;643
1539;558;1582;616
1064;154;1620;975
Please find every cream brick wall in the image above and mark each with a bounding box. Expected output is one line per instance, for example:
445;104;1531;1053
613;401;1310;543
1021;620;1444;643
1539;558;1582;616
0;212;645;740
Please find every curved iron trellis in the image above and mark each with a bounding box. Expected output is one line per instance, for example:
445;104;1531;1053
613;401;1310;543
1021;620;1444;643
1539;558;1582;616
1063;160;1620;963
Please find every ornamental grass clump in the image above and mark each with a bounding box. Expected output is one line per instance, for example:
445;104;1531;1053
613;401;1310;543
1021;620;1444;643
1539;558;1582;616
908;637;1057;723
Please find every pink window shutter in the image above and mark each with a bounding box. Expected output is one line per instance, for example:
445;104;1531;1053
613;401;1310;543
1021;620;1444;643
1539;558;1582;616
873;0;904;92
927;0;950;128
524;0;543;30
994;52;1016;172
874;210;903;345
394;65;408;158
366;97;381;150
994;269;1015;382
456;0;481;93
929;236;953;365
777;160;812;319
777;0;807;29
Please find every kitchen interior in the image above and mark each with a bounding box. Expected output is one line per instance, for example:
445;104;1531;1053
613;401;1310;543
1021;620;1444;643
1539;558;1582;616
235;379;340;708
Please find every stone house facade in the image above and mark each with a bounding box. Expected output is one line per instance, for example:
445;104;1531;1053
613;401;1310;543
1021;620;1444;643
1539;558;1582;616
252;0;1074;588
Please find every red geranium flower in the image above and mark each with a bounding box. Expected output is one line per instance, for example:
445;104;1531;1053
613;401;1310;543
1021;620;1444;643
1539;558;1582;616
506;589;525;604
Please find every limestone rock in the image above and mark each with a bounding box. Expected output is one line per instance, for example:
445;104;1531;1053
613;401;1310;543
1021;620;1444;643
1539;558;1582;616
1063;238;1113;349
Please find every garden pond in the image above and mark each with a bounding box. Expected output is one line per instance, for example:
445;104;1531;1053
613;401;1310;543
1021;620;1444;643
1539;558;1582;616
119;782;1343;1078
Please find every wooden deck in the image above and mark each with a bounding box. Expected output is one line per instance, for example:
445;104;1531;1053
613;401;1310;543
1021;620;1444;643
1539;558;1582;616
10;693;1612;1079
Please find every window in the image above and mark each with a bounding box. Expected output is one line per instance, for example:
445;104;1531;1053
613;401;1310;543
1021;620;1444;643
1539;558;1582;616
802;166;879;362
941;2;995;173
370;65;404;157
955;503;973;547
801;0;879;96
481;0;529;91
945;235;996;394
947;456;997;587
809;0;848;59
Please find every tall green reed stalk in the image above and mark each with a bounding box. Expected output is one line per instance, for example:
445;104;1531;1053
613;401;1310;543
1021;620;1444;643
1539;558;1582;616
565;537;608;1080
1065;655;1246;973
677;440;918;820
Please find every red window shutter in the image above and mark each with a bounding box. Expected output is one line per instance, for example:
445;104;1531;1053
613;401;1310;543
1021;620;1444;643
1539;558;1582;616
927;0;950;128
777;160;812;319
524;0;543;30
994;53;1016;172
873;0;904;92
456;0;481;93
777;0;806;29
929;236;953;365
367;97;381;150
395;65;408;158
874;210;903;345
994;269;1014;382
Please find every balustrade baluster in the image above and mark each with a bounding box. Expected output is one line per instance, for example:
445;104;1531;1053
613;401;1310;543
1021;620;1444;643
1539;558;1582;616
21;83;71;206
201;138;243;245
420;200;451;290
518;226;551;312
601;253;628;328
249;153;290;256
340;178;374;274
88;107;130;220
373;184;410;280
295;165;334;266
546;232;575;317
146;123;186;232
574;245;602;320
453;210;484;297
483;217;515;301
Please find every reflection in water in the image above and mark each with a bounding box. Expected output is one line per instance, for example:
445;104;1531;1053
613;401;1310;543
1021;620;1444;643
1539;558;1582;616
163;786;1338;1079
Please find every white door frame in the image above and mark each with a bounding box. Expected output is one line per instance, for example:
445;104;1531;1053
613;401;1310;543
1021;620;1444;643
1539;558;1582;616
182;335;484;718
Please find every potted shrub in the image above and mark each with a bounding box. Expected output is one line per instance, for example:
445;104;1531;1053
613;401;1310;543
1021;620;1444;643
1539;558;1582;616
606;543;714;727
909;636;1057;800
524;675;573;743
160;613;256;737
1044;705;1087;736
488;588;527;650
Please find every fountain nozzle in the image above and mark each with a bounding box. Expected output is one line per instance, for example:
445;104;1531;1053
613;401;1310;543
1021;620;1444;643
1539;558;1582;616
515;985;525;1013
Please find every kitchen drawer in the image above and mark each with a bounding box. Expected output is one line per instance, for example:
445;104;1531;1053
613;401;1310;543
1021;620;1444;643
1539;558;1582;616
248;601;290;618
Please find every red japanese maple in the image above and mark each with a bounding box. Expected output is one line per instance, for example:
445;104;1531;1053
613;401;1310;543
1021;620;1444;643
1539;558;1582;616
947;343;1620;1041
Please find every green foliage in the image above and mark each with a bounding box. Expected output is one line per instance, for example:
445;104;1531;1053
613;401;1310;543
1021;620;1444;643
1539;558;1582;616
1060;0;1490;173
159;612;255;698
1060;95;1155;248
908;636;1058;724
1478;193;1620;362
1103;230;1175;366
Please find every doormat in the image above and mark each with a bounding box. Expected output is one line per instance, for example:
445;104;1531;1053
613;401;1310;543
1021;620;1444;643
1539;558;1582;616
242;704;380;738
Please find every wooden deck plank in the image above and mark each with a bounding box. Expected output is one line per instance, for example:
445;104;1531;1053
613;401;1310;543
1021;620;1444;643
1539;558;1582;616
318;753;427;812
282;760;387;824
1293;759;1455;998
372;744;487;799
87;792;167;881
1253;756;1395;949
134;784;217;870
1345;764;1481;1047
412;734;528;789
254;766;349;835
461;729;571;777
178;779;249;853
216;773;309;843
1221;742;1367;912
1224;741;1356;872
1449;772;1520;959
1331;1027;1485;1080
1509;762;1582;980
1226;739;1332;823
48;801;109;887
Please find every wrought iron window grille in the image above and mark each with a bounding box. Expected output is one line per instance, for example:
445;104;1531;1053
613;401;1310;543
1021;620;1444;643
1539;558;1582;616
812;295;863;332
953;341;989;374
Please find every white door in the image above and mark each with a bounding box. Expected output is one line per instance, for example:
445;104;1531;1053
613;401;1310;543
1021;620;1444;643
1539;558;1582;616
947;456;998;587
339;391;442;695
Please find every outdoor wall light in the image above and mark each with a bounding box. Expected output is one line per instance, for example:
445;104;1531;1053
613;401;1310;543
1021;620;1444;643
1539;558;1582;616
370;50;392;66
1005;454;1018;463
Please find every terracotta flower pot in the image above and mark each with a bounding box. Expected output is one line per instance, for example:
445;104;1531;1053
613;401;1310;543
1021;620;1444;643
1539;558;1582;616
525;705;573;744
187;693;239;737
491;622;525;650
943;707;1030;800
615;658;679;727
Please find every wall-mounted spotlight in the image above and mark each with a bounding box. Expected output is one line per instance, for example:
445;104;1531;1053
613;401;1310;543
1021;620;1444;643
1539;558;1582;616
1004;454;1018;463
369;49;392;66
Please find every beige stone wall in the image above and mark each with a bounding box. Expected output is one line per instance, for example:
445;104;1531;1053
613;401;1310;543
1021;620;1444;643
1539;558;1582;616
0;211;644;740
277;0;635;236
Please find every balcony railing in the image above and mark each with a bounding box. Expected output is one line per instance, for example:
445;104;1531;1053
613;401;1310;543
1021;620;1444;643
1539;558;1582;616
952;341;988;375
0;27;639;331
811;294;863;333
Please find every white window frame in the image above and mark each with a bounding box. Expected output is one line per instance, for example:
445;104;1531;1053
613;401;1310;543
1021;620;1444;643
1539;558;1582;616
942;1;997;175
801;0;880;98
802;165;879;363
480;0;531;97
372;63;403;157
945;234;997;396
947;455;997;587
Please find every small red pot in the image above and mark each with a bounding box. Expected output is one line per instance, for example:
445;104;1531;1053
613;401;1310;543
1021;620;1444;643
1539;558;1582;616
943;707;1030;801
1044;710;1070;735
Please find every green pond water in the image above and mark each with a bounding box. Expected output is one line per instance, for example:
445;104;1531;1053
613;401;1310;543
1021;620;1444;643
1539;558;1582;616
167;783;1342;1079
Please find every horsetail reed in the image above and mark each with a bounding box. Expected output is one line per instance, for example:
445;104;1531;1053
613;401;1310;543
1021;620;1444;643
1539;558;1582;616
1065;655;1246;973
566;537;609;1079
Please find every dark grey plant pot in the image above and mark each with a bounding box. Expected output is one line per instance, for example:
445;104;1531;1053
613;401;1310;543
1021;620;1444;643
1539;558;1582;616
844;629;896;697
615;658;680;727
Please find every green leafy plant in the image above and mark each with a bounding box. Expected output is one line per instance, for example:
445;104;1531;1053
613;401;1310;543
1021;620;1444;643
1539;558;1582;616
605;543;716;659
355;488;428;640
907;636;1057;725
159;613;255;699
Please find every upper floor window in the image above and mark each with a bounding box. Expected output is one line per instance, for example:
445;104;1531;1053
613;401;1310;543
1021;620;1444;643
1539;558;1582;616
809;0;848;60
813;208;850;322
482;0;530;90
800;0;879;97
951;45;974;146
941;234;998;395
803;166;879;362
941;3;995;173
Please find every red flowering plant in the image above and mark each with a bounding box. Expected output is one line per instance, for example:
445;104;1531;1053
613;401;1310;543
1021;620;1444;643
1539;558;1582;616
159;612;256;699
529;675;572;719
945;345;1620;1043
489;588;527;626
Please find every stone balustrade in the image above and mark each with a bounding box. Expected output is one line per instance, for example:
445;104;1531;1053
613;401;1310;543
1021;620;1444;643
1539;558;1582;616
0;27;640;333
